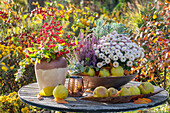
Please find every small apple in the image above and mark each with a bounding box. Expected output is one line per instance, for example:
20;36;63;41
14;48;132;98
111;66;124;77
108;87;119;96
129;86;141;95
93;86;108;97
83;66;95;76
99;68;110;77
139;82;154;94
120;87;131;96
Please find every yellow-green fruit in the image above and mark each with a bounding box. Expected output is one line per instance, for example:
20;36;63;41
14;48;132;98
120;87;131;96
111;66;124;77
53;84;68;99
99;68;110;77
39;86;55;96
93;86;108;97
108;87;119;96
139;82;154;94
129;86;141;95
83;66;95;76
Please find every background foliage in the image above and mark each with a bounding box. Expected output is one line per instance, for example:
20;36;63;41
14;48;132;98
0;0;169;112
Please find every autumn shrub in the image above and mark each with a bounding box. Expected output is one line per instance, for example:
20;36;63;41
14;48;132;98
129;1;170;89
92;18;127;39
0;1;38;94
0;0;98;90
0;44;36;95
45;1;98;36
99;0;158;33
0;92;46;113
0;92;29;113
0;1;40;49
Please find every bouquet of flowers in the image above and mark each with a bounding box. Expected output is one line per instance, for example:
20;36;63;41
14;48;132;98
24;20;76;63
15;17;77;80
68;31;144;77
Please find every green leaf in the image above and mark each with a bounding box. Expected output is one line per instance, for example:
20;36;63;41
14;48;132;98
80;67;85;73
85;7;90;10
32;17;35;21
75;37;78;45
58;3;64;9
65;14;69;20
47;58;51;63
85;57;90;64
80;29;84;33
26;48;34;52
87;11;91;15
23;14;29;20
44;55;50;58
85;66;89;73
36;58;40;64
51;54;56;60
73;13;78;18
95;67;99;71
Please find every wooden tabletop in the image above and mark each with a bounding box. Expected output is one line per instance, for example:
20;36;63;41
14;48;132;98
18;81;169;112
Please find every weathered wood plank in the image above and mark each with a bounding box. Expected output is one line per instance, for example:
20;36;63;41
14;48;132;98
18;80;169;112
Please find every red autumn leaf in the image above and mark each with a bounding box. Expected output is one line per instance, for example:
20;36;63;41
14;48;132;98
133;98;151;104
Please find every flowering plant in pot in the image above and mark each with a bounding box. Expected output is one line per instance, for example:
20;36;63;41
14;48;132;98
67;33;98;76
68;31;145;88
17;17;77;90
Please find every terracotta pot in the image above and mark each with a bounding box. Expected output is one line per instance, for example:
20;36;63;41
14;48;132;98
82;73;137;90
35;57;67;90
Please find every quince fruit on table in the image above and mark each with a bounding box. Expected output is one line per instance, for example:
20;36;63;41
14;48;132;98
139;82;154;94
53;84;68;103
108;87;119;96
81;82;160;104
129;86;141;95
120;87;131;96
111;66;124;77
38;84;69;104
39;86;55;96
93;86;108;97
99;68;110;77
82;66;95;76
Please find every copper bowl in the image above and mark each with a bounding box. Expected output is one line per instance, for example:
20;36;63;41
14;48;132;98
82;73;137;89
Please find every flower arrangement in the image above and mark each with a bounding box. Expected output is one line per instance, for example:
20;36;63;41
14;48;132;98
16;17;77;80
94;31;145;76
24;19;75;63
68;31;144;77
95;31;144;69
67;33;98;75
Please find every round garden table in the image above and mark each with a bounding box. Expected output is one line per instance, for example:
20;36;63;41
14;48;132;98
18;81;169;112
